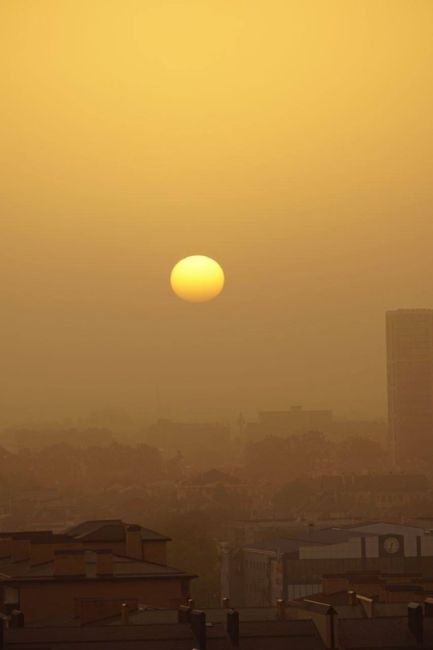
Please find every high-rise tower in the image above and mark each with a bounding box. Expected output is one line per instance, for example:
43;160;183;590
386;309;433;467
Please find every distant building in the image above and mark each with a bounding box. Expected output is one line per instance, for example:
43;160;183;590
298;569;433;608
330;418;387;442
221;521;433;606
386;309;433;467
276;474;431;520
0;519;194;623
245;405;333;440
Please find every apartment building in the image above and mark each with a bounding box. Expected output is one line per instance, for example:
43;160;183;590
0;519;194;623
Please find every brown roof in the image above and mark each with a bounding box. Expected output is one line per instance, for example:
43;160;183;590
296;590;352;605
0;550;195;583
0;531;75;544
338;617;433;648
4;619;325;649
66;520;170;542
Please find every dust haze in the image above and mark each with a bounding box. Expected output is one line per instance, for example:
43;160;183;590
2;1;433;424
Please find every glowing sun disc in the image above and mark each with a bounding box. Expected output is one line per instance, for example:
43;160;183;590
170;255;225;303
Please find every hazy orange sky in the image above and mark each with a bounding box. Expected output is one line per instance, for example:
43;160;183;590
1;1;433;423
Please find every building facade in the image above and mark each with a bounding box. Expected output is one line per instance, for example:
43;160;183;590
0;520;194;622
221;522;433;606
386;309;433;467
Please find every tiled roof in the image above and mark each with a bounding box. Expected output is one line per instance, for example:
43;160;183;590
66;520;170;542
1;550;195;582
0;530;72;544
65;520;123;537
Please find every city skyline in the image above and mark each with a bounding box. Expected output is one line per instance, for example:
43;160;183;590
2;2;433;646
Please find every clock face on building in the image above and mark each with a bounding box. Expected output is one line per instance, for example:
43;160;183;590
383;536;401;554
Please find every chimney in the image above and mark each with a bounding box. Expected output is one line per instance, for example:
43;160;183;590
96;549;113;576
222;597;230;609
226;609;239;647
276;599;286;620
348;590;357;606
178;605;192;623
54;549;85;577
125;525;142;560
120;603;129;625
408;602;423;643
425;597;433;617
12;539;31;563
9;610;24;628
324;607;337;649
3;604;19;616
191;610;206;650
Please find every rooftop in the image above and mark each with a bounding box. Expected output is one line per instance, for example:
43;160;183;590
244;527;373;555
0;550;194;582
66;520;170;542
339;616;433;648
0;531;75;545
4;618;326;649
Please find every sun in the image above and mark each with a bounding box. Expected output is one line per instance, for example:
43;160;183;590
170;255;225;303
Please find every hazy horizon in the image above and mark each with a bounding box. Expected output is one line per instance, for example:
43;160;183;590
2;1;433;423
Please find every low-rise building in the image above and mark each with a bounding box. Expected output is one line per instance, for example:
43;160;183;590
221;521;433;606
0;519;194;623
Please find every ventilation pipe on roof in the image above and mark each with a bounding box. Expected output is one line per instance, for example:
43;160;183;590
276;598;286;620
425;597;433;617
178;605;192;623
348;590;357;606
120;603;129;625
191;610;206;650
9;610;24;628
226;609;240;647
408;602;423;643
